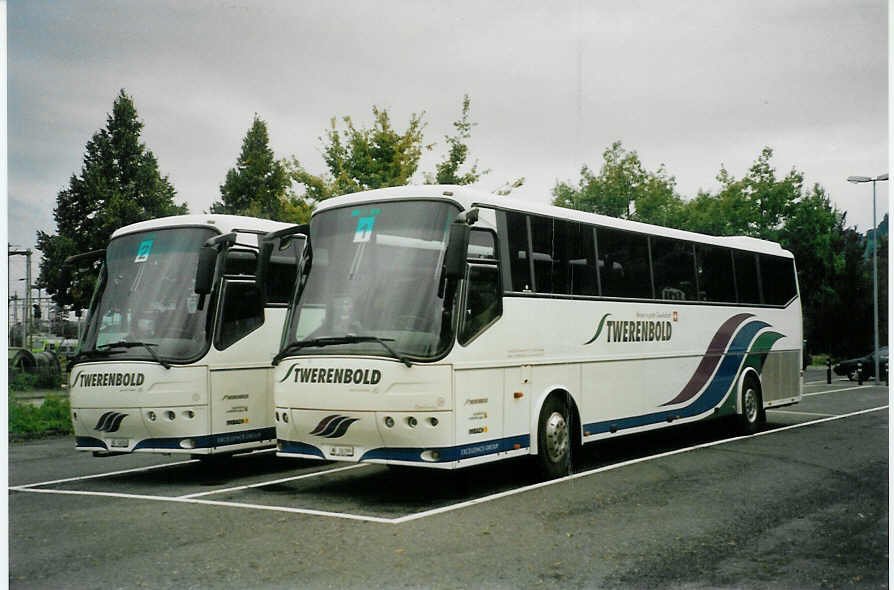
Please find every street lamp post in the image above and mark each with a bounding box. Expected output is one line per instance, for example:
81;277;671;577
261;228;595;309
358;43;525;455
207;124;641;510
847;173;888;385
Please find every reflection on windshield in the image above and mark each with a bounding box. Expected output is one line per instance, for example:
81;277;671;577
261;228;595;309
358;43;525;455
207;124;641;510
285;200;459;361
82;227;217;362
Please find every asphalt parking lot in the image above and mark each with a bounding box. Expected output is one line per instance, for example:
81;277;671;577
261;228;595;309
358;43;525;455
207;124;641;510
9;376;889;589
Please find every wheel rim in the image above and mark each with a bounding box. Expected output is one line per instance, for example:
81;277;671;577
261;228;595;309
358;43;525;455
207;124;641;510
544;411;569;462
743;387;758;424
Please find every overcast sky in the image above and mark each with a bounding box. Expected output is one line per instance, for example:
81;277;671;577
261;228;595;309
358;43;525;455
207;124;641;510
6;0;889;299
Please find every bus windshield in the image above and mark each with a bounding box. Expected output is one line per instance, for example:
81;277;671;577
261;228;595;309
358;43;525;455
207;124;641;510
283;200;460;361
81;227;217;363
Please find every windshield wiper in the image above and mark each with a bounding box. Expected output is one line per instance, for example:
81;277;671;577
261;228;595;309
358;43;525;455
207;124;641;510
273;335;412;368
96;341;172;370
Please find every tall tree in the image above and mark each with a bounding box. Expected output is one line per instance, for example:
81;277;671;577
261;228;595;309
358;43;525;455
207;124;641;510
552;141;684;226
426;94;489;185
36;90;187;311
210;115;291;220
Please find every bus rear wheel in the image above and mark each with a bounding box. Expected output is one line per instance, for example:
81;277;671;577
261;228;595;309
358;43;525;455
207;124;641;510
536;395;574;479
737;376;765;435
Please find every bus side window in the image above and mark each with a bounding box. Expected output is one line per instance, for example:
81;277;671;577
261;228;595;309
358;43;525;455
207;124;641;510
215;280;264;350
459;264;502;346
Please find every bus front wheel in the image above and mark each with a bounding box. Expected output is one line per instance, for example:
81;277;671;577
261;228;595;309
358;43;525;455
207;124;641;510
737;376;765;435
536;395;574;479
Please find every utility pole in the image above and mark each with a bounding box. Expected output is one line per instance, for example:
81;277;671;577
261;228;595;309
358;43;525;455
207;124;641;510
9;247;33;349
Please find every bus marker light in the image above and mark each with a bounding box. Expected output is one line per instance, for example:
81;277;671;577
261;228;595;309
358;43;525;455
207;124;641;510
275;412;280;422
384;416;395;428
282;413;288;423
513;392;524;399
179;438;196;449
407;417;418;428
165;411;176;421
147;411;157;421
428;417;439;427
183;410;195;419
513;443;521;450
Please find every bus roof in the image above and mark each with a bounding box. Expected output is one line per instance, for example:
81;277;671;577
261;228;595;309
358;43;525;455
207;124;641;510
111;214;294;241
314;185;793;258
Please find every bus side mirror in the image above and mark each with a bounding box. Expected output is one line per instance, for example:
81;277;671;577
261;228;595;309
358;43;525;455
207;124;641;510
443;222;471;281
256;224;309;305
195;246;218;296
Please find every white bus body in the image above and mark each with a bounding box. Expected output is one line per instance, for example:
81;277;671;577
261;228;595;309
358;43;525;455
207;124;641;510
273;186;802;473
70;214;301;457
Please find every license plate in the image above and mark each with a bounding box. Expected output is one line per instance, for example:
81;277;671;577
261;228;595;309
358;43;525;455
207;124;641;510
109;438;129;448
329;445;354;457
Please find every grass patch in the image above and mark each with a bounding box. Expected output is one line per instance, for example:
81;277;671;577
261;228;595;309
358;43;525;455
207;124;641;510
811;354;831;367
9;393;73;438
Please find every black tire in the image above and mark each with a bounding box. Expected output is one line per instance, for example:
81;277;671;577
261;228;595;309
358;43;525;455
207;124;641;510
536;395;574;479
737;376;765;435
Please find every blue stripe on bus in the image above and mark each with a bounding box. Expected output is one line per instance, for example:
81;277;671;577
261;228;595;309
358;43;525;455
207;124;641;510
77;428;276;452
277;439;326;459
278;434;531;463
583;320;770;436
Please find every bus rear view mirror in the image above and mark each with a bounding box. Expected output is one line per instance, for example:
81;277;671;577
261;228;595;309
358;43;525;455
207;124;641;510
195;246;218;295
257;224;309;305
443;222;471;281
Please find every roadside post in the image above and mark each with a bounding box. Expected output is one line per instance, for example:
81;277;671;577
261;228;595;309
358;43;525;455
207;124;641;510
826;358;832;384
857;361;864;386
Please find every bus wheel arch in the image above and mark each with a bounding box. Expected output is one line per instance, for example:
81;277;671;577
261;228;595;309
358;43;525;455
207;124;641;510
533;389;581;479
736;369;765;434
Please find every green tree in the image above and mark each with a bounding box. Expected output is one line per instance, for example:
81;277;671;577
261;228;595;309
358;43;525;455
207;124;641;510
426;94;489;185
552;141;684;226
36;90;187;311
210;115;292;220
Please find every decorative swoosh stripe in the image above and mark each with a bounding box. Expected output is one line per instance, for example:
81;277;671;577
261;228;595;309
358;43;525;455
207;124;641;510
309;415;360;438
93;411;128;433
309;414;341;436
661;313;753;406
278;364;297;383
584;319;775;435
583;313;612;345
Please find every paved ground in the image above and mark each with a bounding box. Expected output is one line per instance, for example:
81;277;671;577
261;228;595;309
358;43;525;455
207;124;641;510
9;378;888;589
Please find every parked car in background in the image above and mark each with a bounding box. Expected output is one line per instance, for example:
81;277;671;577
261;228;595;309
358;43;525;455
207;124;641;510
834;346;888;380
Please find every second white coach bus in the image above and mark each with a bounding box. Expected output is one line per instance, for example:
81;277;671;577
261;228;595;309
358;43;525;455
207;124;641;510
270;186;801;477
68;214;302;458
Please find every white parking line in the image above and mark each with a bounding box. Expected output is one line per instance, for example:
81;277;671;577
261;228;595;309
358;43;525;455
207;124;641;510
390;405;888;524
13;459;199;489
7;486;395;524
9;404;887;525
177;464;371;499
803;385;874;397
766;409;835;417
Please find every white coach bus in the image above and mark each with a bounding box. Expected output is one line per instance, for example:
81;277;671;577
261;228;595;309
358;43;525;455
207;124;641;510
270;186;802;477
67;214;302;458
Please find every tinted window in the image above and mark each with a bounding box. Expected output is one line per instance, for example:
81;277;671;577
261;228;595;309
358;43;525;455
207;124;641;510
651;237;697;300
597;228;652;298
468;229;496;260
266;236;303;305
760;254;797;305
505;212;532;292
696;245;736;303
224;249;257;276
733;251;761;304
569;224;598;297
215;280;264;350
529;215;557;294
459;264;502;345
